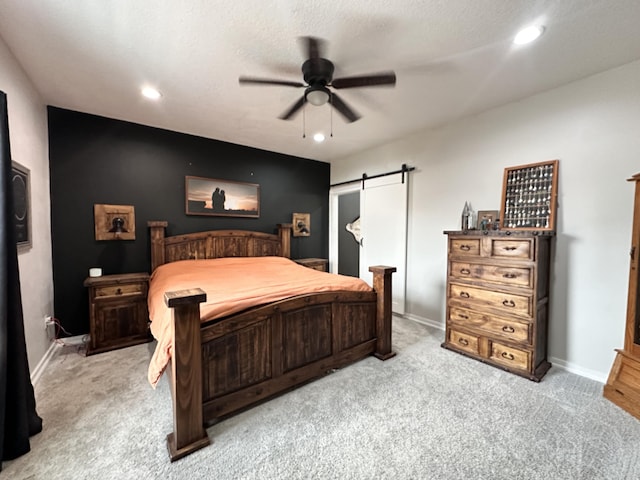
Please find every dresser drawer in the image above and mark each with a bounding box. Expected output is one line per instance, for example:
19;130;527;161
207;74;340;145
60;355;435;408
449;307;531;344
489;341;530;371
449;238;481;257
448;329;480;356
449;283;533;318
94;283;145;299
490;238;533;260
450;261;532;288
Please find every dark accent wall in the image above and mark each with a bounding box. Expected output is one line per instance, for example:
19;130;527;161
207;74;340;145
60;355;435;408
48;107;329;336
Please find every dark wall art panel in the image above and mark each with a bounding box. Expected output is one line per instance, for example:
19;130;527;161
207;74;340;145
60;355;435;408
48;107;329;336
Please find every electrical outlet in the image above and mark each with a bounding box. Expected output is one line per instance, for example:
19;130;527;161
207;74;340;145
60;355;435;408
44;315;54;329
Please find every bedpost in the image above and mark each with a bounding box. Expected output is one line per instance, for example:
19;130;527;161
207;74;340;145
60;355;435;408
369;265;397;360
164;288;210;462
148;221;168;272
277;223;292;258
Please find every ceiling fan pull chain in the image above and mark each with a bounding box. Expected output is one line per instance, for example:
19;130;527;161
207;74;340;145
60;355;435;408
302;101;306;138
330;93;333;137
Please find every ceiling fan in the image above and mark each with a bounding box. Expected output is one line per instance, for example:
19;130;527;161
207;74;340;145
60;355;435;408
239;36;396;123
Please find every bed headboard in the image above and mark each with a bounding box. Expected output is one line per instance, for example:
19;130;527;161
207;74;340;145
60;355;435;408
148;221;292;272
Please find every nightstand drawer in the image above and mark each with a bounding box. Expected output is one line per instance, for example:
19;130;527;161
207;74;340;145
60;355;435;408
450;261;532;288
95;283;145;298
489;341;530;371
84;272;150;355
449;307;531;344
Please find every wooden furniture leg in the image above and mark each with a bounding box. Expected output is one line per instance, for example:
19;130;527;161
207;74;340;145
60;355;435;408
369;265;396;360
164;288;210;462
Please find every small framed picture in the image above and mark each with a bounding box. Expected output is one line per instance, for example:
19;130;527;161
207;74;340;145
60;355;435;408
477;210;499;230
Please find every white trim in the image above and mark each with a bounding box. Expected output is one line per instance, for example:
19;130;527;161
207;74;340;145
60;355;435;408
399;315;607;383
548;356;607;384
328;182;360;274
30;340;58;387
30;335;86;387
401;313;444;331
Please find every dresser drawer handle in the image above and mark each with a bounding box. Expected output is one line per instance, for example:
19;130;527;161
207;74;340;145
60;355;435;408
501;352;515;361
460;268;471;275
502;300;516;307
502;325;515;333
115;288;122;295
460;291;470;299
458;314;469;320
458;338;469;346
459;245;471;251
503;246;517;251
503;273;517;279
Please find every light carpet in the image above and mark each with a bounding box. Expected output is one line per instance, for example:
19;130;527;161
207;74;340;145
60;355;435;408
4;317;640;479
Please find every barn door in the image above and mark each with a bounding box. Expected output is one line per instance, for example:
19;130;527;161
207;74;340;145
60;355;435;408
330;172;408;315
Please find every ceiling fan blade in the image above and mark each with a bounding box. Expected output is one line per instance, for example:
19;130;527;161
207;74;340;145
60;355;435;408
279;96;306;120
329;93;360;123
331;71;396;89
239;76;305;88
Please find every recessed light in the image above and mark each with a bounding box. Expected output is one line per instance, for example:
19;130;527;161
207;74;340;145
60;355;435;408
141;86;162;100
313;133;325;143
513;25;545;45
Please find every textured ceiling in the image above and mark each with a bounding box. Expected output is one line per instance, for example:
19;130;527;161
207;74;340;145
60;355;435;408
1;0;639;162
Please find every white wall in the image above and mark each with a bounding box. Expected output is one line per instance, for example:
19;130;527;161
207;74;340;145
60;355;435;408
0;35;54;376
331;59;640;383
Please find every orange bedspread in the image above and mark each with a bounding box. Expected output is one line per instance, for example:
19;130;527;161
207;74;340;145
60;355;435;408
147;256;372;387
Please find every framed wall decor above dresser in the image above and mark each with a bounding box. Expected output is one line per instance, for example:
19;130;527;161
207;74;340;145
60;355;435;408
500;159;559;231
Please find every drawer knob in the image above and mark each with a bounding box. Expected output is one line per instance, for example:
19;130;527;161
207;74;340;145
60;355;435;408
503;246;517;251
459;245;471;251
501;352;515;361
460;291;470;299
116;288;122;295
502;300;516;307
458;314;469;320
460;268;471;275
458;338;469;346
503;273;517;279
502;325;515;333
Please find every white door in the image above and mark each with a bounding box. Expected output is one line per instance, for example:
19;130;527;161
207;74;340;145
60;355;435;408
358;173;407;315
330;173;408;315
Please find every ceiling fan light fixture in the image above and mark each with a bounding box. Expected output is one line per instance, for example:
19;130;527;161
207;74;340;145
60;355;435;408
305;86;330;106
513;25;545;45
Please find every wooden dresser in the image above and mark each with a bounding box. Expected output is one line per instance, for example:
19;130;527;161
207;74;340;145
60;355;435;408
442;230;554;381
83;272;151;355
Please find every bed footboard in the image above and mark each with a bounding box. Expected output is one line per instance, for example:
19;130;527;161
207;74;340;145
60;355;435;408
164;266;394;461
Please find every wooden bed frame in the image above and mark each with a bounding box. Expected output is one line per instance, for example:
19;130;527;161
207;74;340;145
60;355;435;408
147;221;396;461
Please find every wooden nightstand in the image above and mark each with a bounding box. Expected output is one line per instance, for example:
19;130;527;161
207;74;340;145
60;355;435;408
83;272;151;355
294;258;328;272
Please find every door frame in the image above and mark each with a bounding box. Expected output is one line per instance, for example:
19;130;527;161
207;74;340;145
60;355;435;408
329;182;361;274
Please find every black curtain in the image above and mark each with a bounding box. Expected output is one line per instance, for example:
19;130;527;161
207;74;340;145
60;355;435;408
0;91;42;468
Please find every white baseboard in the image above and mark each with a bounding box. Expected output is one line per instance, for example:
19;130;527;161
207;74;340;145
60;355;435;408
30;335;86;387
398;312;444;331
30;341;58;387
397;313;608;384
548;356;607;384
